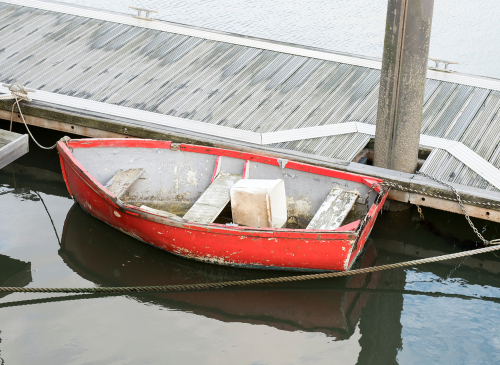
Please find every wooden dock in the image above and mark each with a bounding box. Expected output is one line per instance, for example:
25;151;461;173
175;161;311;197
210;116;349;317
1;0;500;222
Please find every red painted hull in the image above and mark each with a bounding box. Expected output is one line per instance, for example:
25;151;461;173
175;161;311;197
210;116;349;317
57;139;388;271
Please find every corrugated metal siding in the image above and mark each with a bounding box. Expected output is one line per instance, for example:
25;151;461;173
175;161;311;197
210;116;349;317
1;3;500;189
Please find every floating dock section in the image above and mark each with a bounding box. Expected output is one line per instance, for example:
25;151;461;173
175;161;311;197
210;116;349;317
0;129;28;170
1;0;500;221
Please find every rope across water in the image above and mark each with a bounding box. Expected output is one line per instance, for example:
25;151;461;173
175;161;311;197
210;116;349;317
2;244;500;294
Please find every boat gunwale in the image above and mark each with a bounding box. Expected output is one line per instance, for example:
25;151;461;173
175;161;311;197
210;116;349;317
57;138;387;240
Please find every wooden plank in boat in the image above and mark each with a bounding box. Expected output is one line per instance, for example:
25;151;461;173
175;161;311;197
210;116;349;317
140;205;183;220
104;168;143;198
307;188;359;230
183;173;242;224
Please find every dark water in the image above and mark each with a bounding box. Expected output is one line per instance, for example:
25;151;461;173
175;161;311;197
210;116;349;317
2;124;500;364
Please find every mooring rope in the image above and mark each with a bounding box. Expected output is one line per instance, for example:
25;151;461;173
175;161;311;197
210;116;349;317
0;83;60;150
2;286;500;309
1;244;500;294
33;191;61;245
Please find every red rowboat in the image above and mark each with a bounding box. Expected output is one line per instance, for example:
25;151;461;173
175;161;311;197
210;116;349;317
57;138;388;272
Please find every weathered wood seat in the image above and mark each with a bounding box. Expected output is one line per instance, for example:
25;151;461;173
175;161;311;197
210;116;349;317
306;188;359;230
104;168;144;199
140;205;183;220
183;173;242;224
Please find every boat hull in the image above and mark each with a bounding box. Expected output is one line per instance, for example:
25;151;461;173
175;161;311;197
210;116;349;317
58;139;387;271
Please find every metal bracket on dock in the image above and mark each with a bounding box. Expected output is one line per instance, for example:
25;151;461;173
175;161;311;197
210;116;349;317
129;6;158;21
277;158;288;169
428;57;459;73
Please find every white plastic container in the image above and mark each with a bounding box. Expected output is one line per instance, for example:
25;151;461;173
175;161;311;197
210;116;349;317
230;179;287;228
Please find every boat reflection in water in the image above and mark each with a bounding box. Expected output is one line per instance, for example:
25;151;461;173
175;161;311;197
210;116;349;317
60;204;382;340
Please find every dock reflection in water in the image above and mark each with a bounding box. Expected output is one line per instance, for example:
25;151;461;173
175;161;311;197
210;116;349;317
0;254;31;300
60;203;381;340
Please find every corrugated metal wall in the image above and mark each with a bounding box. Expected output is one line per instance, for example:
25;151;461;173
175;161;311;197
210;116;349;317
1;3;500;190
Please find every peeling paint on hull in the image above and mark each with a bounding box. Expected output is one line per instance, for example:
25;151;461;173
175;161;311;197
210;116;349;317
58;138;387;272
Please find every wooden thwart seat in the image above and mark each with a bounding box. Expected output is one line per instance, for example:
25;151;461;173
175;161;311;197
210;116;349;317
183;173;242;224
104;168;143;199
307;188;359;230
140;205;183;220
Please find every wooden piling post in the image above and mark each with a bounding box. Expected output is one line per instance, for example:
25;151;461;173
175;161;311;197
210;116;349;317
374;0;434;173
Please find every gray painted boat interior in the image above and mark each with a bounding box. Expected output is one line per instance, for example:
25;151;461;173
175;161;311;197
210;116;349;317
73;146;372;228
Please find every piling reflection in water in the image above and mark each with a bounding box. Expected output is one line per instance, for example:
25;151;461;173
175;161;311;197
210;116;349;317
60;203;382;340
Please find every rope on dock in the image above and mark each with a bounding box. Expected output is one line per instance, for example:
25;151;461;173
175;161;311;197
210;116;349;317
0;83;62;150
2;244;500;294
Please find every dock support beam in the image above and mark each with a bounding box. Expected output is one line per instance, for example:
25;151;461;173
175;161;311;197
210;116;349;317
374;0;434;173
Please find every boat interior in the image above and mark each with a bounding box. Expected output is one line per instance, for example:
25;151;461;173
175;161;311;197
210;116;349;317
72;144;378;230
